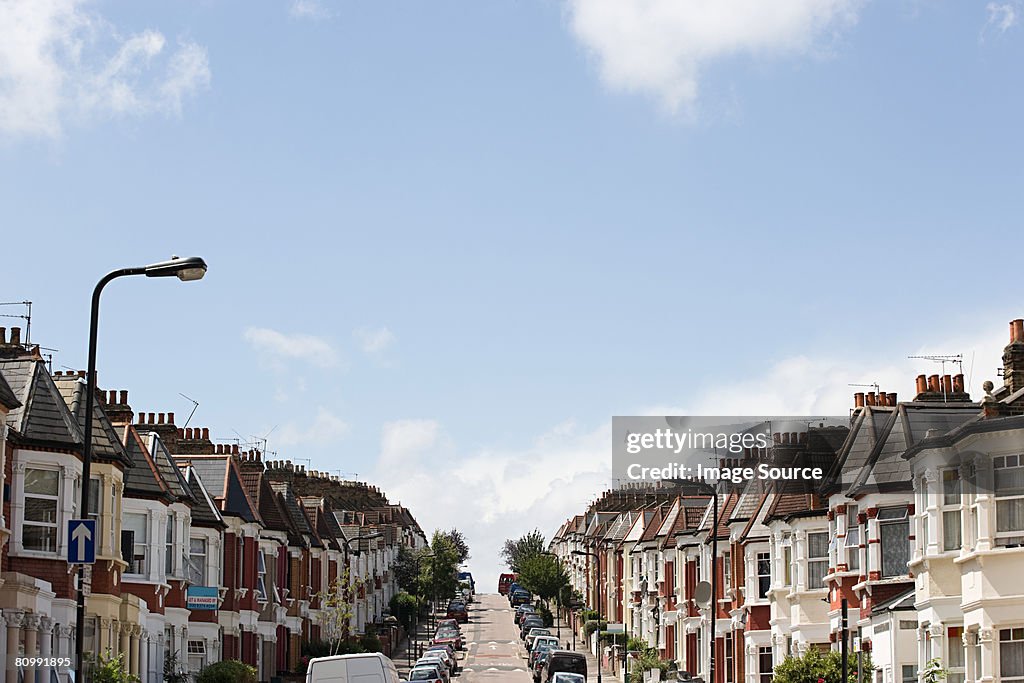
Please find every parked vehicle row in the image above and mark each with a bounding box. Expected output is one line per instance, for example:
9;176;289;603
506;583;587;683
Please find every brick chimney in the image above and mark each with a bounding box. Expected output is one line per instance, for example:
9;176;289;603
1002;319;1024;394
174;425;215;455
103;389;135;425
135;410;180;451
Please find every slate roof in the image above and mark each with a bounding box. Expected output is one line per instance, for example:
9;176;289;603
123;427;172;501
1;358;83;448
272;482;322;547
53;375;132;467
0;371;19;410
603;512;637;543
185;456;261;523
698;493;738;540
847;402;979;496
179;465;226;528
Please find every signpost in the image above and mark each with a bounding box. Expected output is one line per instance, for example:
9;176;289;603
67;519;96;565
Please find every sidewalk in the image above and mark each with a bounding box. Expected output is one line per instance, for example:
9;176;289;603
393;607;441;677
554;611;609;683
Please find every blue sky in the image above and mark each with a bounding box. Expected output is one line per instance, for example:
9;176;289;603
3;0;1024;586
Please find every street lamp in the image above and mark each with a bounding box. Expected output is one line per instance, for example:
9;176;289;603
75;256;207;681
571;548;602;683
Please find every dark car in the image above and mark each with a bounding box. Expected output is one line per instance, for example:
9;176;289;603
511;589;533;606
446;601;469;623
532;649;553;683
520;616;545;639
514;605;536;625
542;651;588;683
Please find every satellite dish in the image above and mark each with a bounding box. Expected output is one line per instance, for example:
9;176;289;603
694;581;712;609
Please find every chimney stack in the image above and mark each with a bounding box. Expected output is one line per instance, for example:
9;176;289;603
887;392;897;406
854;392;865;408
928;375;940;393
952;375;965;393
866;392;876;406
10;327;21;345
1003;319;1024;394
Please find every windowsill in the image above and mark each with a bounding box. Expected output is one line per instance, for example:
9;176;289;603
954;545;1024;565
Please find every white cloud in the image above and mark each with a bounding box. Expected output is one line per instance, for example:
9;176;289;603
276;407;350;446
565;0;862;114
289;0;332;20
243;326;340;368
984;2;1020;36
0;0;210;138
354;326;396;355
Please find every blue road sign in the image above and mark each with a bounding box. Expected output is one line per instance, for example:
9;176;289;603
67;519;96;565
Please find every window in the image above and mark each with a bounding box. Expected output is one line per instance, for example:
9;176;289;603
166;512;176;575
724;632;733;683
807;532;829;590
256;550;268;602
123;513;148;575
756;552;771;599
110;484;116;552
1001;627;1024;683
942;470;962;552
722;551;731;586
23;468;60;552
846;506;860;571
994;456;1024;547
901;665;916;683
879;508;910;578
783;543;792;587
758;646;773;683
947;627;965;683
188;537;207;585
187;639;207;673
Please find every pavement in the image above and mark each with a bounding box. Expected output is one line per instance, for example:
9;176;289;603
393;594;606;683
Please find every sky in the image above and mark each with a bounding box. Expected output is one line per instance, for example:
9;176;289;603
2;0;1024;589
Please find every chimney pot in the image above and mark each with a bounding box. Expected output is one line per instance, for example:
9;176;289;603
202;428;209;440
953;374;965;393
107;390;116;404
916;375;927;395
928;375;940;392
78;370;86;378
147;412;155;424
887;393;897;405
158;413;165;425
120;390;128;405
854;392;865;408
866;392;876;406
167;412;174;424
177;428;184;438
10;327;21;345
0;327;6;344
1014;319;1024;344
232;444;239;455
943;375;953;394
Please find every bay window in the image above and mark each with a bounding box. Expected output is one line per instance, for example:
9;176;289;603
807;532;829;589
188;537;208;585
123;513;148;575
24;468;60;552
878;507;910;578
256;550;268;602
166;512;176;575
947;626;965;683
756;552;770;599
994;455;1024;547
846;506;860;571
942;469;962;552
1000;627;1024;683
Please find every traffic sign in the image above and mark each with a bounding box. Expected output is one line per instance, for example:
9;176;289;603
67;519;96;565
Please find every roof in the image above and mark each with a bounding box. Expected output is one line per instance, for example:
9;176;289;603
1;359;83;448
53;375;132;467
871;587;916;613
184;456;261;523
179;465;226;528
847;402;979;495
123;426;173;501
0;371;19;410
824;406;894;493
272;482;322;547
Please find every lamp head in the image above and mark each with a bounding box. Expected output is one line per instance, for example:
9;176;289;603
144;256;208;281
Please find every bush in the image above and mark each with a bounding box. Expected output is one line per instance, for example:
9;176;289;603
391;591;419;631
583;620;608;639
537;604;554;627
579;609;599;623
89;652;139;683
598;631;627;646
197;660;257;683
360;632;383;653
772;648;874;683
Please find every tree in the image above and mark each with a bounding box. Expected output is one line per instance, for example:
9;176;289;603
394;546;425;595
390;591;419;631
518;553;568;607
420;530;461;603
501;529;546;572
316;566;365;654
439;528;471;565
772;648;874;683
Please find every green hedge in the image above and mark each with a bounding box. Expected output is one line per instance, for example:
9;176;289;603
582;620;608;639
197;660;257;683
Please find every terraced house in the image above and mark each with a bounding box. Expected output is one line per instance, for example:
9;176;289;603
0;326;426;683
555;316;1024;683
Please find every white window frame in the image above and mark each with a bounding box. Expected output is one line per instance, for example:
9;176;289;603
846;506;860;572
942;469;963;552
755;552;770;599
994;455;1024;547
1000;627;1024;683
256;549;269;603
807;531;829;590
187;639;207;673
123;512;149;576
878;507;910;578
188;536;208;585
23;467;61;554
758;646;773;683
166;511;176;576
946;626;965;683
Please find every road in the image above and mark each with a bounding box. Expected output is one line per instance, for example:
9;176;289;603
457;594;533;683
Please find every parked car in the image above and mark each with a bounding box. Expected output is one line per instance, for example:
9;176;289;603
432;629;464;651
498;573;518;595
422;647;456;673
542;651;588;683
524;628;552;651
425;643;456;660
550;673;587;683
514;605;536;624
415;658;451;683
529;636;560;660
520;616;545;639
532;649;553;683
511;589;533;606
447;601;469;623
305;653;402;683
409;668;445;683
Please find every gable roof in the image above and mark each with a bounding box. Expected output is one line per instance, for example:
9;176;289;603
0;371;20;410
272;482;322;548
53;375;132;467
179;465;226;528
123;426;173;501
1;359;83;448
184;455;262;523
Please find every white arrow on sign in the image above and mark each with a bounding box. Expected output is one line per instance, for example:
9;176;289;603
71;522;92;562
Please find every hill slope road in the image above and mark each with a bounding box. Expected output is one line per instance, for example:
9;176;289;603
459;594;533;683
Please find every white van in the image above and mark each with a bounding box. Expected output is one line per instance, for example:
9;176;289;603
306;652;403;683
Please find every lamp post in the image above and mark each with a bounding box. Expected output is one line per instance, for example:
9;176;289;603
75;257;207;681
571;548;602;683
